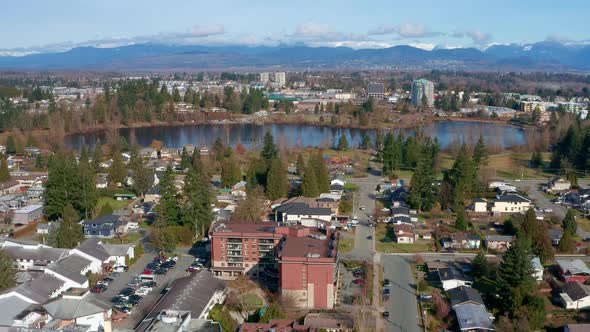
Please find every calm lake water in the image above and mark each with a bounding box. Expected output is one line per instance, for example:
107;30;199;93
65;121;528;151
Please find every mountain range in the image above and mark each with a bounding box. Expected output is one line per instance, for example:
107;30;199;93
0;41;589;72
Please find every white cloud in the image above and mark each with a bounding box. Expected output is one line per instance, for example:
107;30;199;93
369;23;442;38
409;42;437;51
452;30;493;46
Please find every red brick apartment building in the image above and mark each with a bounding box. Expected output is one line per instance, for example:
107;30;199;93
210;222;339;309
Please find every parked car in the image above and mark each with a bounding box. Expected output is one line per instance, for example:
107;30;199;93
113;265;128;272
352;279;365;285
419;294;433;301
142;281;157;288
90;284;107;293
367;235;373;240
120;288;135;296
383;288;390;295
382;311;390;318
383;279;391;288
360;206;366;211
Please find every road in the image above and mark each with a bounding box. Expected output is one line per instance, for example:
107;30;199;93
347;175;421;332
381;255;421;332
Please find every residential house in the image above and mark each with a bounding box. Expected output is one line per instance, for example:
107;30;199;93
231;181;248;198
13;204;43;225
455;303;494;331
42;288;112;331
448;286;485;308
45;254;93;289
490;194;532;214
442;234;481;250
438;267;472;291
549;228;564;246
26;186;45;200
560;282;590;310
547;177;571;192
2;242;69;271
0;180;21;196
144;186;161;203
95;176;108;189
82;214;129;238
392;224;415;244
71;237;134;271
390;207;418;222
484;235;514;251
390;186;410;207
557;259;590;283
471;198;488;213
274;202;332;225
532;257;544;281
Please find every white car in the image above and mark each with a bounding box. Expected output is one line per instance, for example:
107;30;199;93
360;206;366;211
113;265;127;273
544;208;553;213
351;219;359;225
135;287;151;296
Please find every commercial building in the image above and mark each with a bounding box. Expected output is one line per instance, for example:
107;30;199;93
367;82;384;99
489;194;532;214
411;79;434;107
274;72;286;86
210;222;339;309
259;72;270;84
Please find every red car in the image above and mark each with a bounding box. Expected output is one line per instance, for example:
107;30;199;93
352;279;365;285
91;284;107;293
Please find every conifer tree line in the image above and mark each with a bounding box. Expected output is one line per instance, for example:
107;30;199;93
549;121;590;181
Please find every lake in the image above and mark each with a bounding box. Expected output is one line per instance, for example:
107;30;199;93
64;121;528;151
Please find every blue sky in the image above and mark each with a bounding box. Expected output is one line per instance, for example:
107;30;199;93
1;0;589;55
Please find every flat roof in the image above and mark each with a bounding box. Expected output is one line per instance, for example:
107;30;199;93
15;204;43;214
280;232;335;259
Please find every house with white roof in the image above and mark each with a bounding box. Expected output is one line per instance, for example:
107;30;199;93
490;194;532;214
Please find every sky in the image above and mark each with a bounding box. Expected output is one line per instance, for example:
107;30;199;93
1;0;589;55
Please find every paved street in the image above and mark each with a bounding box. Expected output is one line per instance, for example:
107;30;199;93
382;255;421;332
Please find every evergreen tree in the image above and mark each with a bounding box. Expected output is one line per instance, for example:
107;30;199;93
337;135;349;151
213;138;225;162
261;131;277;165
558;230;576;253
309;151;329;193
231;186;264;222
130;152;153;196
5;136;16;155
497;234;535;313
301;163;320;197
221;156;242;187
530;151;544;169
180;147;191;170
266;158;288;200
55;203;85;249
374;130;384;151
108;148;127;185
472;251;489;280
92;146;102;171
182;166;213;236
455;209;469;230
443;144;478;208
78;151;98;219
472;135;488;167
521;208;553;263
408;148;436;211
0;154;10;182
563;209;577;235
35;154;45;169
0;250;16;291
361;133;372;150
295;153;305;175
159;165;180;225
246;156;268;189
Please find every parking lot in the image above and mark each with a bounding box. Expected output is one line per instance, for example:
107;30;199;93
89;253;197;330
339;263;368;305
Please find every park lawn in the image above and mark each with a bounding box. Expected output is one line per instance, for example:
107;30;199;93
97;197;129;211
102;232;143;244
338;237;355;253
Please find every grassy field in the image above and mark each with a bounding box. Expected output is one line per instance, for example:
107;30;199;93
375;223;431;253
102;232;143;244
97;197;130;211
338;237;355;253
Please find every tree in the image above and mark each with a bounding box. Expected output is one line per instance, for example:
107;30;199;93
0;250;15;291
130;152;153;196
563;209;577;235
225;276;259;319
92;146;102;171
53;203;85;249
442;144;478;208
472;251;489;279
497;234;535;313
266;158;288;200
308;151;330;193
180;147;192;170
361;133;372;150
530;151;544;169
520;208;553;263
5;136;16;155
558;230;576;253
0;154;10;182
159;165;180;225
182;166;213;237
221;156;241;188
231;186;264;222
408;147;437;211
472;135;488;167
150;226;179;253
337;135;349;151
295;153;305;175
108;148;127;185
213;138;225;162
455;209;469;230
301;163;319;197
431;289;450;320
261;131;277;165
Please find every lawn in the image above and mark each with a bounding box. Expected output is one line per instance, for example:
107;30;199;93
338;237;355;253
243;293;264;307
102;232;143;244
97;197;129;212
375;223;431;253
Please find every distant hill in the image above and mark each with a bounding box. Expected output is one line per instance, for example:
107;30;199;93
0;42;589;72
